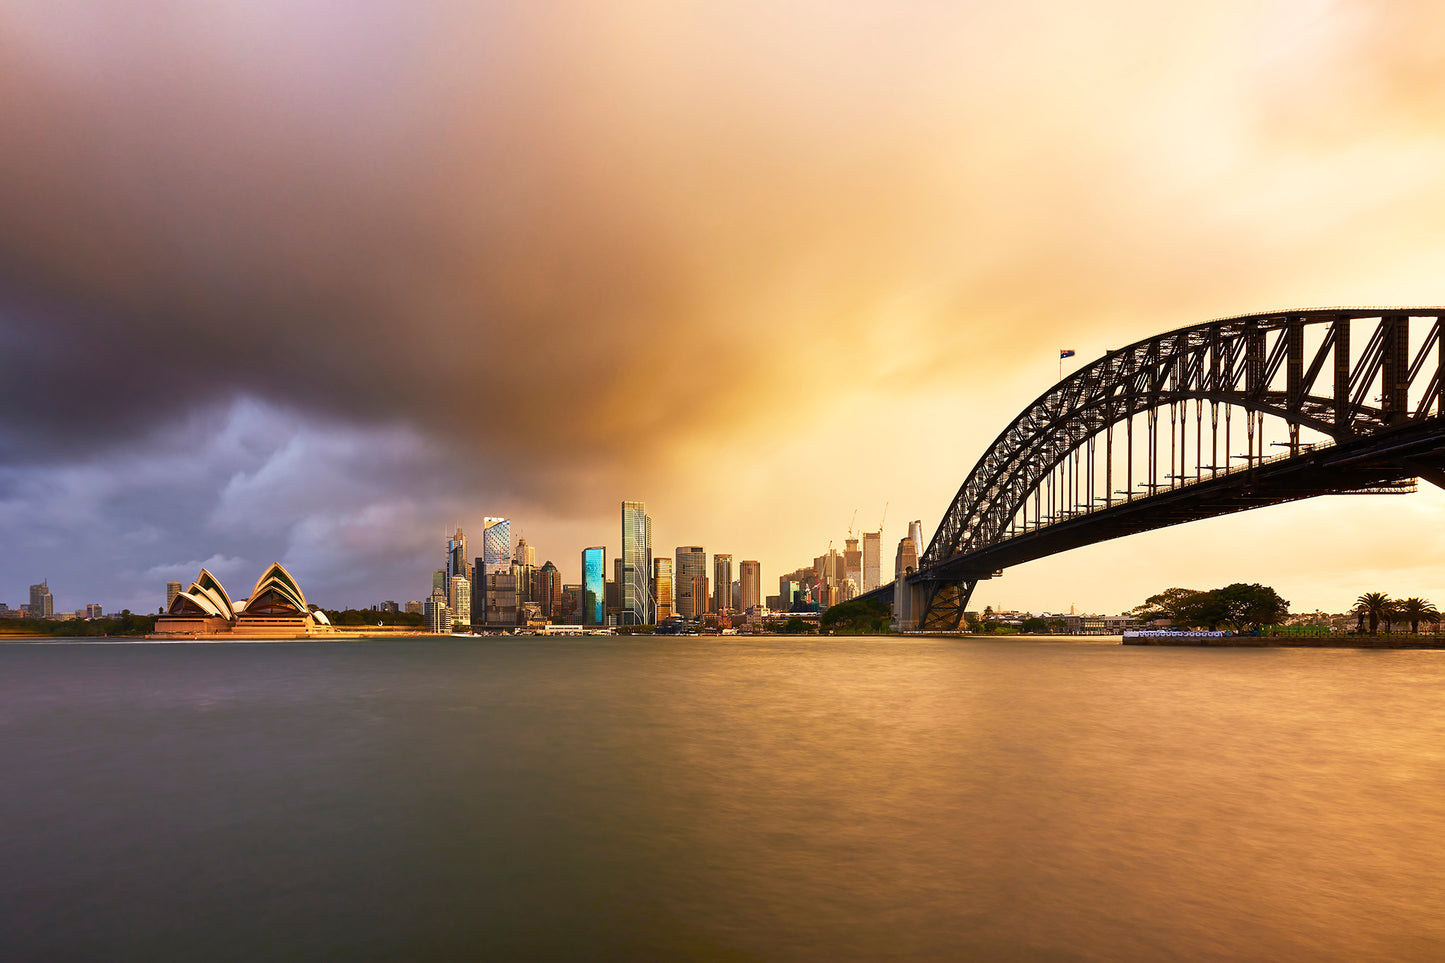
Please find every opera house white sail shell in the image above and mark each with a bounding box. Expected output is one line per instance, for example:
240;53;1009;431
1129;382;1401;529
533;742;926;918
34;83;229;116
155;563;331;638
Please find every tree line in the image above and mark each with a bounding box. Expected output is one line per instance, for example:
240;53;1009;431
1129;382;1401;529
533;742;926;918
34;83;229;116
0;611;158;637
1129;584;1289;633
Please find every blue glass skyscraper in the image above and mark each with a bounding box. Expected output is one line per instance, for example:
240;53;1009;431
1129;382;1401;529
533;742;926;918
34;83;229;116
582;547;606;626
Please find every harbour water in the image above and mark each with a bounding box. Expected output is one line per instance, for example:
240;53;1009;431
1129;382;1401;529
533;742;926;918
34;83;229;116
3;636;1444;961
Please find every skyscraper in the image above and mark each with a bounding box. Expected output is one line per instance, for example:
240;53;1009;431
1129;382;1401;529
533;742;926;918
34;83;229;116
621;501;653;625
482;518;510;570
675;546;706;619
513;539;535;604
481;517;510;622
29;581;53;619
446;527;468;600
652;557;673;620
534;560;561;618
582;547;606;626
713;554;733;612
424;589;451;633
513;538;535;568
739;560;761;610
909;520;926;561
843;538;862;593
166;581;183;611
691;575;710;616
862;531;882;592
450;575;471;626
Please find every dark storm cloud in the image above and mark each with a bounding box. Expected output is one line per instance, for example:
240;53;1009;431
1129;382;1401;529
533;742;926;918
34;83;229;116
0;2;822;475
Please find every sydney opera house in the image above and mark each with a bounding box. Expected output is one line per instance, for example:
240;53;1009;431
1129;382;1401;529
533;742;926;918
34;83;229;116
154;563;332;638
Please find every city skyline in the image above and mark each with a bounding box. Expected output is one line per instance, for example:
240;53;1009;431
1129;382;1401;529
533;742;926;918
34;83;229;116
4;2;1445;616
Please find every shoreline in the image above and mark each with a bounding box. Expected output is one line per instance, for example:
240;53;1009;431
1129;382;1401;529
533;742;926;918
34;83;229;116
1124;635;1445;649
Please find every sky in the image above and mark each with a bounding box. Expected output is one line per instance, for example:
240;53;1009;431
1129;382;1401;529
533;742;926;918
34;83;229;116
3;0;1445;617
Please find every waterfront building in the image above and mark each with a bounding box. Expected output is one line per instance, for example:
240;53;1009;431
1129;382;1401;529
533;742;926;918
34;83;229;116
450;575;471;626
652;557;673;620
479;564;518;628
713;554;733;613
381;600;400;613
843;539;862;593
691;575;710;616
561;583;583;624
862;531;881;592
534;561;561;618
582;547;606;626
675;546;706;619
740;560;761;611
29;581;53;619
432;569;447;598
621;500;653;625
85;603;103;619
166;581;183;611
404;600;422;615
156;563;332;637
424;590;452;633
895;536;919;580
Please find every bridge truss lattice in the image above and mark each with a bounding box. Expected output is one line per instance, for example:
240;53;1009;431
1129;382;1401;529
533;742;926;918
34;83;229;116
910;308;1445;631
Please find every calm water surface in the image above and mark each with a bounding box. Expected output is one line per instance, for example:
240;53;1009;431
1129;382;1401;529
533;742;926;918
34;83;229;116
3;637;1444;961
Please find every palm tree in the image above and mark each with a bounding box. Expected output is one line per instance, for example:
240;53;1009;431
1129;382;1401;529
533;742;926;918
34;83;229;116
1355;592;1393;635
1396;597;1441;635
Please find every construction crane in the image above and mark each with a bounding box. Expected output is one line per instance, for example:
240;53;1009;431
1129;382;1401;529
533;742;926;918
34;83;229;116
879;502;888;533
848;509;858;538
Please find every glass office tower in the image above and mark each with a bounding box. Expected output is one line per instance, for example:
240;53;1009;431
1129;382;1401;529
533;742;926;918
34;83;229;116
582;546;606;626
652;557;673;620
675;546;706;619
621;501;652;625
482;518;511;571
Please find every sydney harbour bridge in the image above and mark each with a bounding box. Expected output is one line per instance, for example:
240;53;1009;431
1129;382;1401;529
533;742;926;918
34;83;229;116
865;308;1445;630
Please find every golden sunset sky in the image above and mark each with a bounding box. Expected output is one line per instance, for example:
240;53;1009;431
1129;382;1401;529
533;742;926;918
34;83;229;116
2;1;1443;613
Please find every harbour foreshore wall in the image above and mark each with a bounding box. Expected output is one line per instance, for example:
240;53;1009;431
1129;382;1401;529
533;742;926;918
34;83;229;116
1125;635;1445;648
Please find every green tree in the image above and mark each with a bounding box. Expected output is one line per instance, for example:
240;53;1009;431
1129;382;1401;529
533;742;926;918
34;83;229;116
1355;592;1393;635
1129;588;1205;625
1395;597;1440;635
779;616;812;635
820;598;891;635
1210;583;1290;633
1020;616;1048;634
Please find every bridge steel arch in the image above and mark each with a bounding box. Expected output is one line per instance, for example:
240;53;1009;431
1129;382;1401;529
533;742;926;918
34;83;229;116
901;308;1445;632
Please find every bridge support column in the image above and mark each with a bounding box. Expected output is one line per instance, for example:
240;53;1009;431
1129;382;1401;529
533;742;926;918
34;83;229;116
906;579;977;633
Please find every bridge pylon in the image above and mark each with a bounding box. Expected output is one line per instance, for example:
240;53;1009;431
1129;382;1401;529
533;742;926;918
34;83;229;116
892;577;978;632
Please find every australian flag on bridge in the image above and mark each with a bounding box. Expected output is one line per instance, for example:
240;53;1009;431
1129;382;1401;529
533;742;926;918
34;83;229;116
1059;349;1075;359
